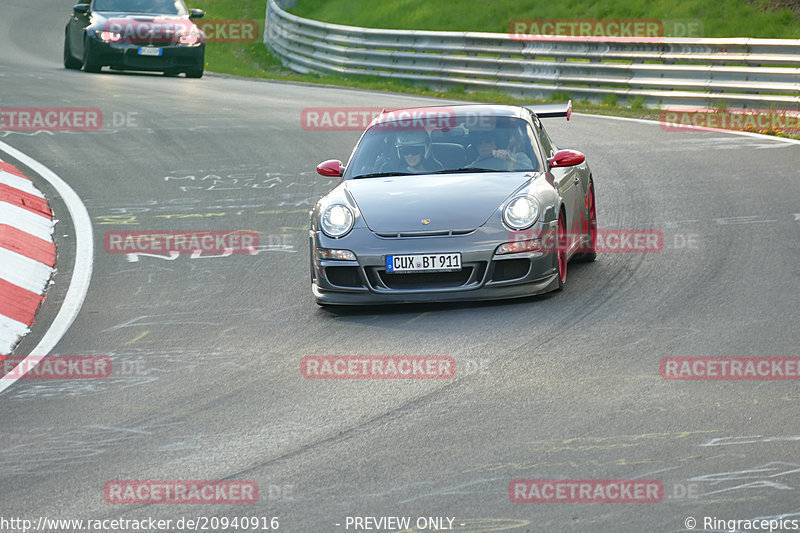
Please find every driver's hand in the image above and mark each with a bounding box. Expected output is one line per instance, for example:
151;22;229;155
492;149;512;160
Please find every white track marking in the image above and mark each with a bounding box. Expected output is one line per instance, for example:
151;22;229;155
0;143;94;395
574;113;800;146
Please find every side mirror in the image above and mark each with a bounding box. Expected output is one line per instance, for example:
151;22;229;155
548;149;585;169
317;159;344;177
189;9;205;19
73;4;90;14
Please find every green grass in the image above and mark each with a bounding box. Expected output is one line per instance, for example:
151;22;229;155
291;0;800;38
187;0;800;139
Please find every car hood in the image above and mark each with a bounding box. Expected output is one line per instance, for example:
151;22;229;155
345;172;536;233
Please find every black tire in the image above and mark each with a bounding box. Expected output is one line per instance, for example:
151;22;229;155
555;211;567;291
575;180;597;262
63;32;82;70
82;37;102;73
185;67;203;78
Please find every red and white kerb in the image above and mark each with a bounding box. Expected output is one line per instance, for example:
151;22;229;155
0;160;55;355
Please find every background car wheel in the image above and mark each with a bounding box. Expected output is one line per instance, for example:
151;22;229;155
63;32;81;70
575;180;597;262
185;67;203;78
82;37;102;73
555;211;567;290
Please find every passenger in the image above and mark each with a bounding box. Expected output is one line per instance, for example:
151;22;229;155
468;130;533;171
495;130;534;170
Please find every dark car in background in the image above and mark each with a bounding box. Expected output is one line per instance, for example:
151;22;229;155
63;0;206;77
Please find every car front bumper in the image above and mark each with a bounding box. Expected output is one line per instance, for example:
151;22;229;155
88;38;204;72
310;223;561;305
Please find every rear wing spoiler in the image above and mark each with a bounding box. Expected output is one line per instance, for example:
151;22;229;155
525;100;572;121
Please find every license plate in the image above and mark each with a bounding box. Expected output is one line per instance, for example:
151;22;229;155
138;47;163;56
385;253;462;273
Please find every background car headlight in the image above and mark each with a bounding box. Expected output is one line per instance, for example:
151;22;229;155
97;31;121;42
320;204;354;238
503;196;539;230
179;31;201;45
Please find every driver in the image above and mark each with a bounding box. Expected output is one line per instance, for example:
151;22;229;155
395;130;443;174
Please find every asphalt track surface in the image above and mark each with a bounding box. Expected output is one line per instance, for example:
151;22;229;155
1;1;800;532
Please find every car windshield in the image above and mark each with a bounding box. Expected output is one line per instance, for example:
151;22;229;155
344;114;540;179
93;0;188;15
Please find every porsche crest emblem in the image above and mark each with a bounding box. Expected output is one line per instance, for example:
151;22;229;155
421;219;431;225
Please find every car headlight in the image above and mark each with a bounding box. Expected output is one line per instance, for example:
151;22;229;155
178;29;202;45
97;31;121;42
503;196;539;230
320;204;354;238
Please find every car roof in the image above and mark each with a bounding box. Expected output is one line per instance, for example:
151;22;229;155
367;104;529;129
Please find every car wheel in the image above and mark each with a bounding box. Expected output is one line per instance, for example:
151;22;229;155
555;211;567;290
82;37;102;73
575;180;597;262
185;67;203;78
64;32;82;70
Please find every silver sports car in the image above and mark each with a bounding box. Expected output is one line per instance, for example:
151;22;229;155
309;102;597;305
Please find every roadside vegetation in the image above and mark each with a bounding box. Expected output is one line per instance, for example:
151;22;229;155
189;0;800;139
292;0;800;38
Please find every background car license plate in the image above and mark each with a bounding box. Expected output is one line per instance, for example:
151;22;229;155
138;47;162;56
386;253;461;273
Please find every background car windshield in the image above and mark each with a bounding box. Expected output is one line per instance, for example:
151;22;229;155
93;0;188;15
345;115;540;178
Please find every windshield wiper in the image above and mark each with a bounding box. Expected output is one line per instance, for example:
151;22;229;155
352;172;413;179
431;167;500;174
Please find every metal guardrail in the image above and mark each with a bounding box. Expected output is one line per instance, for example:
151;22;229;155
263;0;800;109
